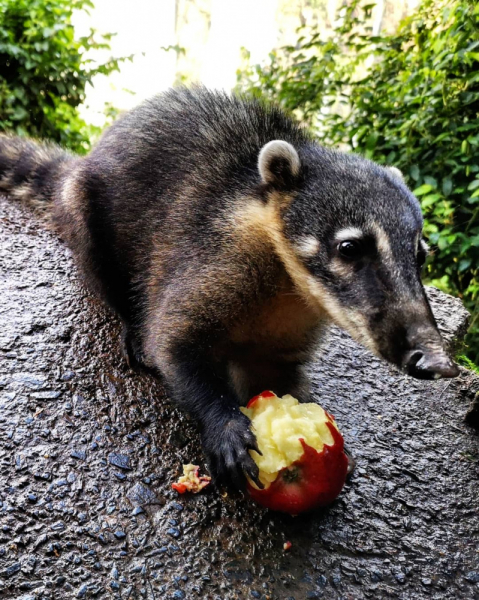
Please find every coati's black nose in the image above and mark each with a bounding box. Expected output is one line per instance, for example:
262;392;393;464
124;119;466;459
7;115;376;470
403;349;460;380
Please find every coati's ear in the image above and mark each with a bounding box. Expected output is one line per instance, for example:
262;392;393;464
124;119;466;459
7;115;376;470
386;166;404;181
258;140;301;188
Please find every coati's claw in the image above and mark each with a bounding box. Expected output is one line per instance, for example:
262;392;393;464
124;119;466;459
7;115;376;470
246;437;263;457
243;458;264;490
202;414;264;491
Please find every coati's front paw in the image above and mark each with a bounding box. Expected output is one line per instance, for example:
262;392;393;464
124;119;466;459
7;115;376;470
201;413;263;491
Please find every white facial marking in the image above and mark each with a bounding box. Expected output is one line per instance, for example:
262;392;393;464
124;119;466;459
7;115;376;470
305;275;379;354
371;223;392;257
258;140;301;184
335;227;364;242
294;235;320;258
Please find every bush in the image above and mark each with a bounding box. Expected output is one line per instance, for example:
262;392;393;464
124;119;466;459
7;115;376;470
0;0;126;153
237;0;479;362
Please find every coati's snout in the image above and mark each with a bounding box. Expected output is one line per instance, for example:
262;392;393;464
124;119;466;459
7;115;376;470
373;295;460;380
314;227;459;380
318;227;460;380
258;139;459;380
402;346;460;380
394;291;460;379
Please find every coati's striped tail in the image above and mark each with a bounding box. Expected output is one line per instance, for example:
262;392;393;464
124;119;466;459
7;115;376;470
0;134;72;210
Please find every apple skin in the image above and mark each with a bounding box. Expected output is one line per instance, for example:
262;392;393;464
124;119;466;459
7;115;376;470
247;390;276;408
246;392;348;515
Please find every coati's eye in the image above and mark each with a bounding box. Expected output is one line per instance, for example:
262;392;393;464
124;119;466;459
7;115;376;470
338;240;363;260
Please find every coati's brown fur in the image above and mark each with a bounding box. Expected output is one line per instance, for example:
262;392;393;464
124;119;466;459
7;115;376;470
0;87;459;488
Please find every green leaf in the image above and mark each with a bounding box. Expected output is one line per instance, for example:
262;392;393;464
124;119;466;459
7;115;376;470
442;178;453;196
413;184;434;196
421;193;442;208
410;165;420;181
424;176;438;188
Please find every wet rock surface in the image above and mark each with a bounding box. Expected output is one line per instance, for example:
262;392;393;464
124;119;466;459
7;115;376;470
1;195;478;600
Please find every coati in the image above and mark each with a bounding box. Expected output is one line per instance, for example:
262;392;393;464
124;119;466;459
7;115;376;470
0;87;459;489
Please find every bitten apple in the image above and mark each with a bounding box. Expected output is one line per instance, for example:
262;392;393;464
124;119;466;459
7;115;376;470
240;391;348;514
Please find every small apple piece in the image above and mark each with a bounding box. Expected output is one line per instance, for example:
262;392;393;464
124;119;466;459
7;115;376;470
240;391;348;514
172;464;211;494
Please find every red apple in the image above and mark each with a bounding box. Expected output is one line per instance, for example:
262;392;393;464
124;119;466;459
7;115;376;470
240;391;348;515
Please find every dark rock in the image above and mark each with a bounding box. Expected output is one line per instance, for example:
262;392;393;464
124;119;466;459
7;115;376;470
12;373;46;389
127;482;161;506
108;452;131;470
70;449;86;460
30;390;62;400
20;555;36;575
32;534;48;550
370;570;383;583
465;394;479;429
167;528;181;539
61;371;75;381
2;562;21;578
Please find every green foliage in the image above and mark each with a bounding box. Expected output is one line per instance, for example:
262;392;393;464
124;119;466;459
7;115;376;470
457;354;479;375
0;0;128;153
237;0;479;363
